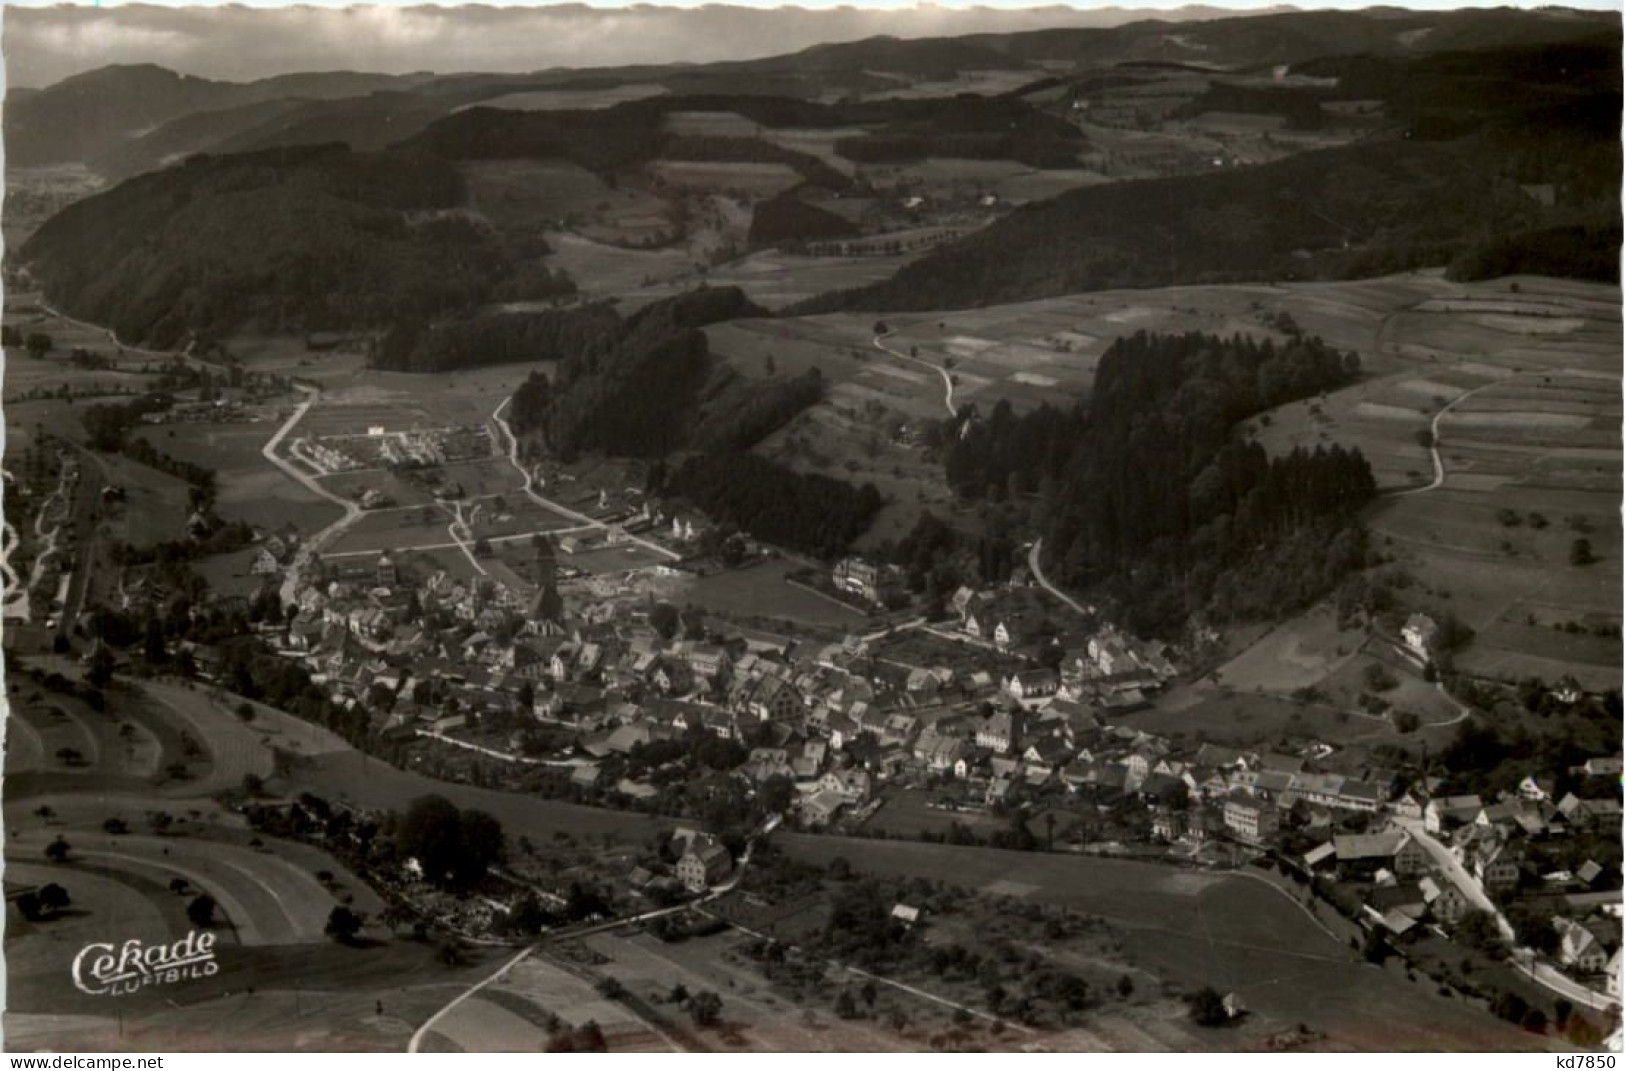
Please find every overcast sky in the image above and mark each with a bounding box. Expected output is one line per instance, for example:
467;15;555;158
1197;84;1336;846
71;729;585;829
6;2;1616;88
6;3;1292;87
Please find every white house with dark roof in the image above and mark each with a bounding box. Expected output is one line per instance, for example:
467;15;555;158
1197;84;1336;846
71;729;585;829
677;841;733;892
1402;613;1438;662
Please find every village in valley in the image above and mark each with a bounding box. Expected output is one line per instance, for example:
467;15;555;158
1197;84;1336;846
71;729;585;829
2;2;1622;1054
5;298;1619;1050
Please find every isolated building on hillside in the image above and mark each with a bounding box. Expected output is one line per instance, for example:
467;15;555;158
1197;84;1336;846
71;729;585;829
1402;613;1438;663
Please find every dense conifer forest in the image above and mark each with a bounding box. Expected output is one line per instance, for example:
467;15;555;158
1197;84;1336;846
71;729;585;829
948;331;1376;634
372;304;619;374
659;453;883;560
493;287;831;463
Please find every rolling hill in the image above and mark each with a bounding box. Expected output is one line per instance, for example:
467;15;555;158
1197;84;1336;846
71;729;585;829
797;37;1623;313
14;15;1620;352
5;63;437;169
19;144;505;348
10;7;1614;178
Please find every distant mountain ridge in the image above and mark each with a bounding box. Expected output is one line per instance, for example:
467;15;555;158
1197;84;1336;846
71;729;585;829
5;64;442;168
8;6;1614;176
795;35;1623;313
13;11;1620;354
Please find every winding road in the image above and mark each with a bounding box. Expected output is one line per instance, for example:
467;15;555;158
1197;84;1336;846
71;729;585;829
1389;374;1525;498
2;462;73;623
490;396;679;563
873;331;957;418
1392;818;1613;1011
1027;538;1094;618
262;385;364;606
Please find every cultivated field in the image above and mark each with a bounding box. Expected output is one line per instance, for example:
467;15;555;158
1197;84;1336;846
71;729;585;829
426;950;676;1053
648;160;802;197
1250;273;1623;689
776;835;1550;1051
545;231;700;300
134;420;342;534
860;158;1109;204
722;272;1619;688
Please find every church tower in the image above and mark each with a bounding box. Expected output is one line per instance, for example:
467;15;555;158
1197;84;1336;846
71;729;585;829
530;536;564;628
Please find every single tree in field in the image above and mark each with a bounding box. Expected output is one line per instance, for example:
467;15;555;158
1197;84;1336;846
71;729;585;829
187;894;217;928
86;645;115;688
1188;986;1229;1027
44;837;71;863
38;883;70;917
15;892;42;921
689;990;724;1027
325;905;364;944
379;901;415;935
1570;538;1596;566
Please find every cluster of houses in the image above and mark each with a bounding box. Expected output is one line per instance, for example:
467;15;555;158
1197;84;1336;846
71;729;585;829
259;547;1198;827
254;544;1624;988
1295;757;1623;994
292;424;494;475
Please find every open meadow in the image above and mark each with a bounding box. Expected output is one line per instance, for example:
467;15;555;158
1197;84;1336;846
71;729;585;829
1249;273;1622;690
667;558;872;631
134;420;342;534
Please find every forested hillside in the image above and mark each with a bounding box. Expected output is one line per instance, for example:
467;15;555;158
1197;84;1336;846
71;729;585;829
503;288;808;459
19;144;550;347
402;91;1084;179
373;303;607;374
952;332;1375;634
799;39;1622;313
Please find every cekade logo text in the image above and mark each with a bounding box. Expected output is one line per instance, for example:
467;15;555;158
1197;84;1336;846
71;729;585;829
72;931;219;996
